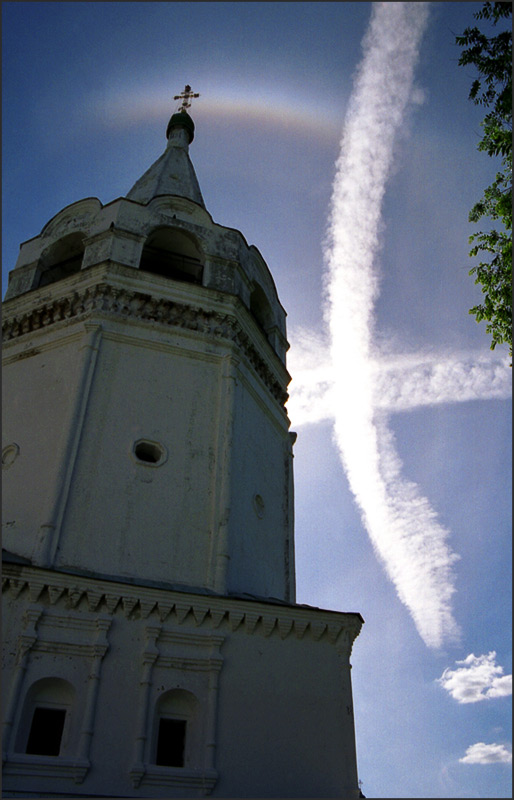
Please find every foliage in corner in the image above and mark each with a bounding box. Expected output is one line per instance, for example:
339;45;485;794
456;1;512;358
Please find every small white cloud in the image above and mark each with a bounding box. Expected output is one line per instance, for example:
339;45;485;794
459;742;512;765
486;675;513;698
438;652;513;704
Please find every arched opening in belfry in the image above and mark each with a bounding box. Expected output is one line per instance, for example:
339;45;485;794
249;283;274;336
37;233;86;288
139;227;203;285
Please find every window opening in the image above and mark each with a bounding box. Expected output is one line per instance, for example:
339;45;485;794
139;227;203;285
156;718;187;767
249;284;274;339
134;441;162;464
140;248;203;284
25;707;66;756
253;493;265;518
37;233;85;288
38;255;84;287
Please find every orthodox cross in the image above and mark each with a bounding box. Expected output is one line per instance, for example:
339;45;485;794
174;84;200;112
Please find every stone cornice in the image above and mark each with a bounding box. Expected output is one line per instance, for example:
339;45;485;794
2;563;363;652
2;754;90;785
2;279;288;407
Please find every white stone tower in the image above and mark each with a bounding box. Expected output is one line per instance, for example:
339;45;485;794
2;93;364;798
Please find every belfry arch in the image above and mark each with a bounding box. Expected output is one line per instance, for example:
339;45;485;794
250;283;275;335
139;226;203;284
37;232;86;288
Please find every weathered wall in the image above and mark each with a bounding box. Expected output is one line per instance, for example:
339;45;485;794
55;323;222;587
2;566;362;799
2;332;85;562
225;364;295;600
2;264;293;599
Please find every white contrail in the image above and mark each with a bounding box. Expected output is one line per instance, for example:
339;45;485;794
323;1;462;648
373;351;512;411
286;333;512;425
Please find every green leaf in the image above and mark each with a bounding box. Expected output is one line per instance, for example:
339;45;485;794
456;2;512;358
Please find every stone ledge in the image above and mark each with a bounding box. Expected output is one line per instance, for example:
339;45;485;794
2;279;288;406
2;754;90;784
2;564;363;650
130;764;218;793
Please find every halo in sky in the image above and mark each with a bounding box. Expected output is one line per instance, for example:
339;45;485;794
83;79;344;141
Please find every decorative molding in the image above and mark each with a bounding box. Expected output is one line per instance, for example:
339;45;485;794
2;565;363;649
137;765;218;793
76;615;112;768
2;605;43;760
157;654;224;673
129;625;223;792
157;629;224;649
2;603;111;786
130;625;161;787
2;754;90;785
2;281;288;406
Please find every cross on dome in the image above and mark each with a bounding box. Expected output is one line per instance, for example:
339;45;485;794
173;84;200;113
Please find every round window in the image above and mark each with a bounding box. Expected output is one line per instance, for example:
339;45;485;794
2;443;20;469
132;439;167;467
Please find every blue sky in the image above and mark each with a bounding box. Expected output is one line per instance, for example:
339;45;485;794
2;2;512;798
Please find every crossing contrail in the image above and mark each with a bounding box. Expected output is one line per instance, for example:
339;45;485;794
286;332;512;424
322;1;463;649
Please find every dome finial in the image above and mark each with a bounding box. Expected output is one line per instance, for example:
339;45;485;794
166;84;200;143
173;84;200;113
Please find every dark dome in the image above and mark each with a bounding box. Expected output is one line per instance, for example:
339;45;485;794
166;111;195;143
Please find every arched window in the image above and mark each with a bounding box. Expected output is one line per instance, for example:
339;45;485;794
139;227;203;285
153;689;199;768
37;233;86;288
15;677;76;757
250;283;274;335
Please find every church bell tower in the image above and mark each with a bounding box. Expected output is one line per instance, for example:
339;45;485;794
2;88;363;799
3;94;294;602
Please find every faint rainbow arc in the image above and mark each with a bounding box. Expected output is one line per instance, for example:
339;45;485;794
86;86;345;141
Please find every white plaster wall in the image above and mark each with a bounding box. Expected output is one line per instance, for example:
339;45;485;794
2;334;85;561
226;366;293;600
214;629;359;798
2;570;362;799
56;325;222;587
3;260;292;596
